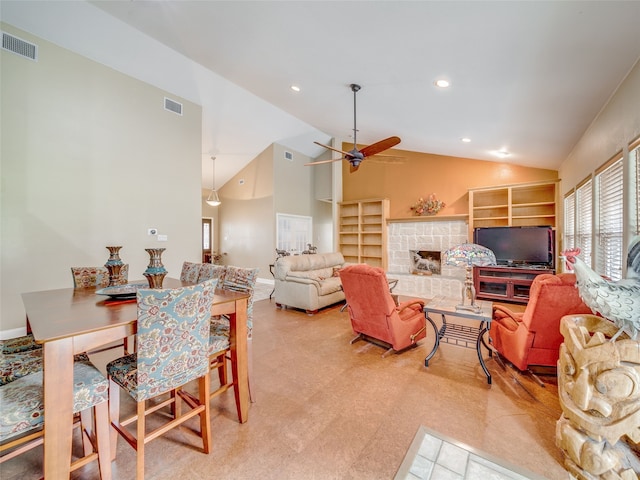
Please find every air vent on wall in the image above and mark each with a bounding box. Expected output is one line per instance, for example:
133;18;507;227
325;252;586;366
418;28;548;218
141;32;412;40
284;151;293;161
164;97;183;115
2;32;38;61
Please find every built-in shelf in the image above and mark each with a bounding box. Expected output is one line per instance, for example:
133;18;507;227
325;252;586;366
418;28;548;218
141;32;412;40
338;198;389;269
468;180;559;240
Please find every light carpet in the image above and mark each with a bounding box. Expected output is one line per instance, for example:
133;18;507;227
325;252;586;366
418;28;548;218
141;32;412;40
253;280;274;303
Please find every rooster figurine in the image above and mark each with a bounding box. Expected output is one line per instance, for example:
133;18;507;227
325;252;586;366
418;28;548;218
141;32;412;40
561;236;640;341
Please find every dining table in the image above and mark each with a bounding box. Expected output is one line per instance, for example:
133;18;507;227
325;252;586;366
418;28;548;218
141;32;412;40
21;277;250;479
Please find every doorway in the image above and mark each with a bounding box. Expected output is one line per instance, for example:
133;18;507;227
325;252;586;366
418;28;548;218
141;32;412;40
202;218;212;263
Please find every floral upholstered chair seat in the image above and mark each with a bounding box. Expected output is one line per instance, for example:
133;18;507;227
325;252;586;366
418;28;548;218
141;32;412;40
0;349;42;386
0;357;108;441
0;334;44;385
209;317;231;355
0;334;41;354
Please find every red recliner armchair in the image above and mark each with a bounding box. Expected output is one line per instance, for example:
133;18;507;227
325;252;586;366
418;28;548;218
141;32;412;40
339;264;426;356
491;273;591;371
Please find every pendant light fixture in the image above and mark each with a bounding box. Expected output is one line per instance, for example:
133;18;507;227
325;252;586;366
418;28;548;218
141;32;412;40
206;156;221;206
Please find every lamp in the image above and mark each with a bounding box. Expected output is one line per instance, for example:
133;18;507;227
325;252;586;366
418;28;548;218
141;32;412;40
444;243;496;313
206;156;221;207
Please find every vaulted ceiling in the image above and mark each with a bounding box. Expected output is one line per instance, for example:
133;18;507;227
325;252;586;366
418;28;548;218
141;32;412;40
3;1;640;188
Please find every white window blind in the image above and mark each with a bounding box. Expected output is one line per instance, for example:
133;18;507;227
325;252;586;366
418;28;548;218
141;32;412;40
575;179;593;268
563;191;575;252
595;159;623;280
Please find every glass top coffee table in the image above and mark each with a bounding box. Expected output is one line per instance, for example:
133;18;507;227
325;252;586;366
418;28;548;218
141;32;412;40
423;295;494;384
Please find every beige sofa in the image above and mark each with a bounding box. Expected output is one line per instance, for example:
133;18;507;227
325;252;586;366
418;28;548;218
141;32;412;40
273;252;347;314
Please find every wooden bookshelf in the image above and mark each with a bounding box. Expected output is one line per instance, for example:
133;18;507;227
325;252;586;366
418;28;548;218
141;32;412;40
338;198;389;269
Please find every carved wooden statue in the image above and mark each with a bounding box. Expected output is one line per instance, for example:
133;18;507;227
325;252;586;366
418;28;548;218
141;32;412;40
556;314;640;479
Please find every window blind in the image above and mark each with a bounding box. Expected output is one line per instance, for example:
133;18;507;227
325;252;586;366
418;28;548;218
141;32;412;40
596;159;623;280
563;191;575;252
576;179;593;268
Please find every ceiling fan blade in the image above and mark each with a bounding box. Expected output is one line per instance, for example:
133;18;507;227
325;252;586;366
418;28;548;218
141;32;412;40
350;163;360;173
360;136;401;157
304;158;344;166
313;141;354;158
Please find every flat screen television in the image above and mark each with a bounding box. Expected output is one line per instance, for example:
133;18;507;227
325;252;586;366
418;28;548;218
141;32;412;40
473;226;555;268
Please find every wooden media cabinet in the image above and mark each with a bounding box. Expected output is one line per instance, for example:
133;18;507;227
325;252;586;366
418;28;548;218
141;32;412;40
473;265;555;304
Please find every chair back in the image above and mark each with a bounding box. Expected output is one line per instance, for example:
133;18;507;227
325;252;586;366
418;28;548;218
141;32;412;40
521;273;592;348
339;264;398;341
198;264;226;283
219;266;258;335
180;261;202;283
134;279;216;400
71;265;129;288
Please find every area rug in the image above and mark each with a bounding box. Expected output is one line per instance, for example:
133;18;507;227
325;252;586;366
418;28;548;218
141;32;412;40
253;280;274;303
394;426;548;480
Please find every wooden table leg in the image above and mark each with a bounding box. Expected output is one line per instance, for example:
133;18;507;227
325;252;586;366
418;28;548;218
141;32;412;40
42;337;74;479
229;297;249;423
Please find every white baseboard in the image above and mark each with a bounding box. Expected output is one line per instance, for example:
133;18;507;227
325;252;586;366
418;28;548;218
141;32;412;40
1;327;28;340
257;277;274;286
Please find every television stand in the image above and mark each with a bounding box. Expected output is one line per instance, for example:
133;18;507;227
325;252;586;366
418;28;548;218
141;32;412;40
473;265;555;304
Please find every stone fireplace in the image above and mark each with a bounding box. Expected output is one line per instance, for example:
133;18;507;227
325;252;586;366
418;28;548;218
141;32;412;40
387;218;469;299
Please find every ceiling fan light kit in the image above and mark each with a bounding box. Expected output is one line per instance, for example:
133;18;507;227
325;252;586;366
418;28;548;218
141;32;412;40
307;83;401;173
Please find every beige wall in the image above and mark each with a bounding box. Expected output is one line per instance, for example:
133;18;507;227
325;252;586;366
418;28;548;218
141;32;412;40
217;143;334;279
218;145;275;278
1;25;203;332
342;148;558;219
559;60;640;193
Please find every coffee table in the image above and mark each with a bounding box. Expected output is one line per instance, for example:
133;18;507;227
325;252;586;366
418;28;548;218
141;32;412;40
423;295;494;384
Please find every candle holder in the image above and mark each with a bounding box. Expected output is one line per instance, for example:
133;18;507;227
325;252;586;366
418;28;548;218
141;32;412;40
143;248;167;288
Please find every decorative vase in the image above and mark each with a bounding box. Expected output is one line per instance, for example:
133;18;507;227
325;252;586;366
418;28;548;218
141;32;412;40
143;248;167;288
105;246;124;286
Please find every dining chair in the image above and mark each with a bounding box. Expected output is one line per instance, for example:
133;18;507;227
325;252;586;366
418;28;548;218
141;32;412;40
0;355;112;479
71;265;129;288
0;333;44;386
197;263;226;283
209;266;259;406
71;265;132;353
107;279;216;480
180;261;202;283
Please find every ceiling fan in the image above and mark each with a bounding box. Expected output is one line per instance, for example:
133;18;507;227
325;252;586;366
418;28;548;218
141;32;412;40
306;84;401;173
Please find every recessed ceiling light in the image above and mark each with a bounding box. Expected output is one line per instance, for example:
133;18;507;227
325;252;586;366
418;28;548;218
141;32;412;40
290;85;301;92
461;137;471;143
435;79;450;88
494;150;511;158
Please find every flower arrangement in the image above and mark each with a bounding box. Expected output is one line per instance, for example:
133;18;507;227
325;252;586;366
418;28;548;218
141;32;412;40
211;251;226;264
410;194;445;216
